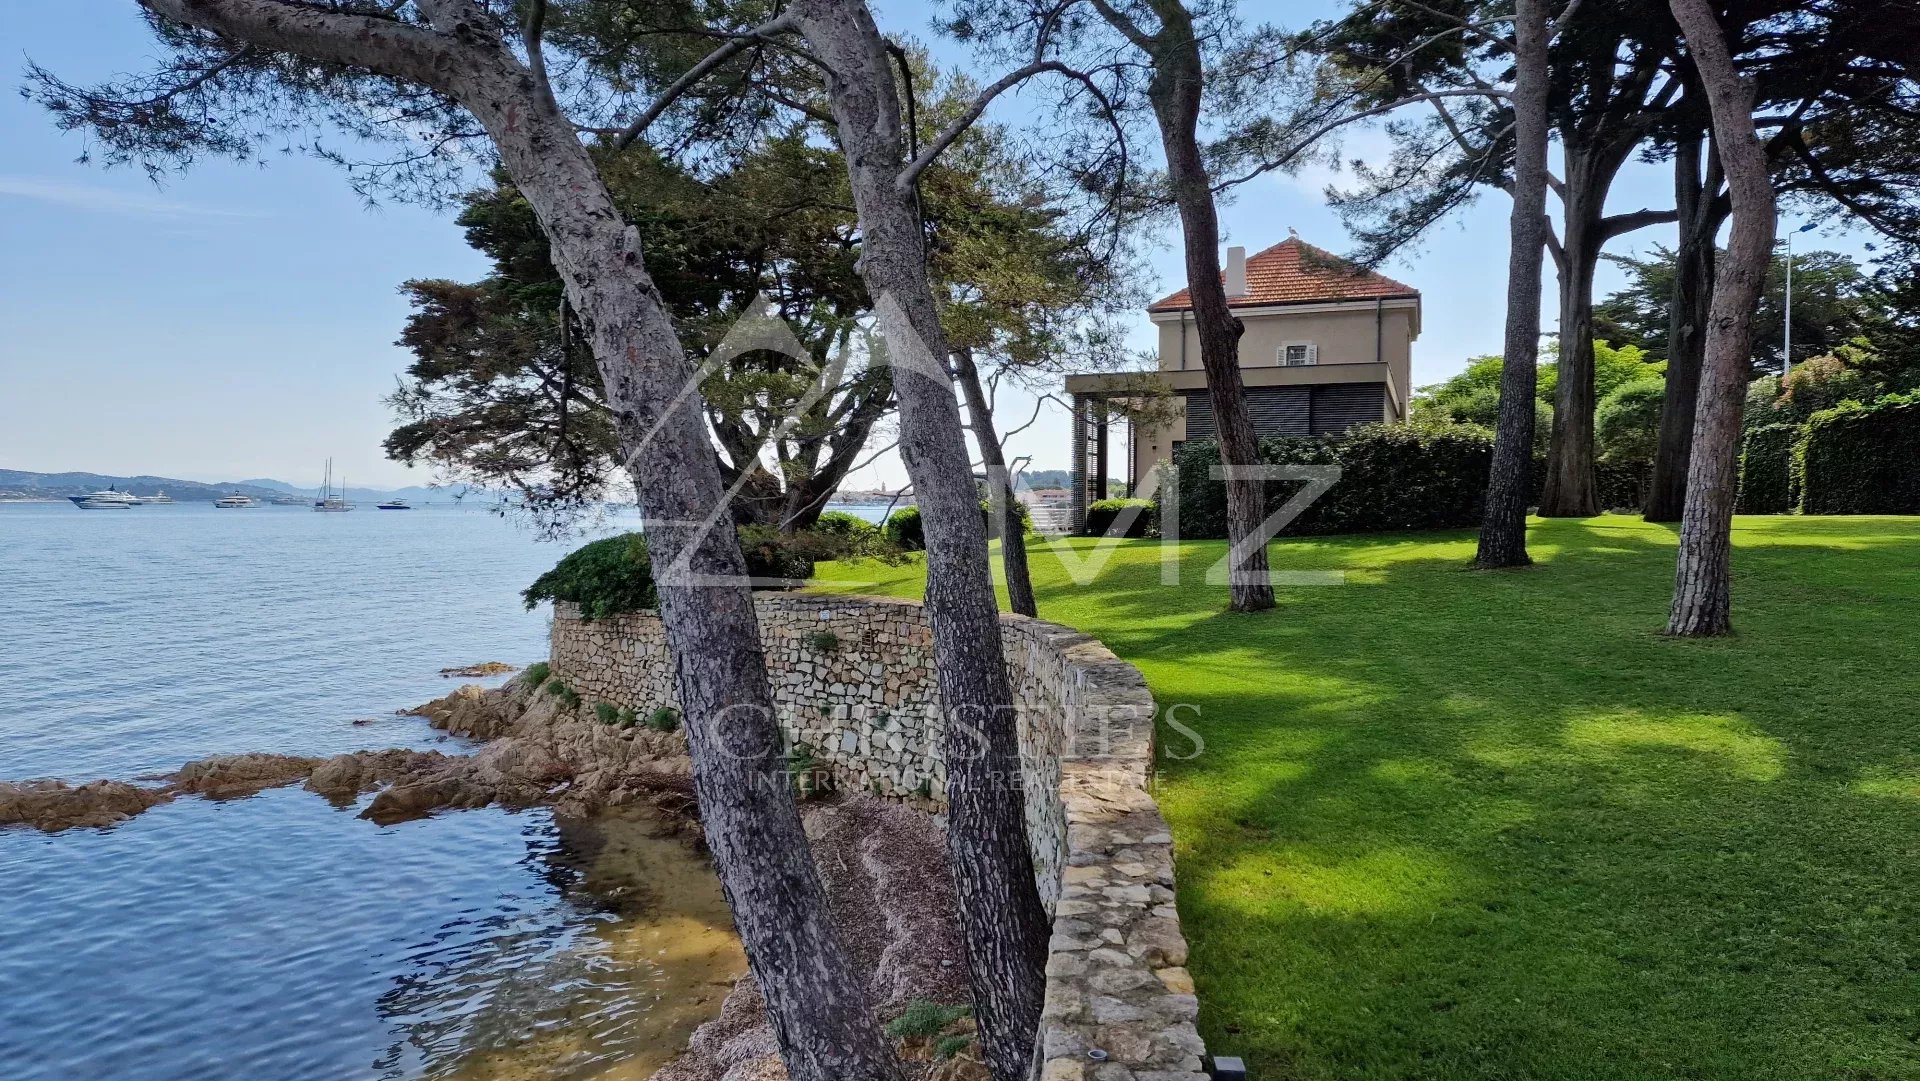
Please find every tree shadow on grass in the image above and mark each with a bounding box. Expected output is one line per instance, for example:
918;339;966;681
1014;517;1920;1081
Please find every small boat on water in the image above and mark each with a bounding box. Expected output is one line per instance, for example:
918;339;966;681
69;487;140;510
143;490;175;504
375;498;412;510
214;493;257;508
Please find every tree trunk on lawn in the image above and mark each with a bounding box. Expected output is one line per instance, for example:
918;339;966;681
132;7;901;1080
1125;2;1273;612
1645;131;1724;522
787;4;1052;1078
1666;0;1777;637
1476;0;1552;569
954;347;1039;618
1538;153;1606;518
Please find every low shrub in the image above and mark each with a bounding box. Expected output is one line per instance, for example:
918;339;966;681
523;533;656;620
883;505;924;549
885;1000;975;1060
544;677;581;710
812;509;880;539
593;701;620;726
885;500;1032;551
806;629;840;654
1083;498;1153;537
1802;393;1920;514
886;1000;973;1039
1161;423;1494;539
525;527;889;620
519;661;551;688
785;741;834;799
1737;423;1802;514
647;706;681;733
736;525;818;585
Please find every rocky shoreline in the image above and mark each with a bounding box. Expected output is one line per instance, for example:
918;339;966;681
0;677;981;1081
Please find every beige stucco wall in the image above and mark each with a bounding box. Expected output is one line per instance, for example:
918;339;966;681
1130;301;1417;487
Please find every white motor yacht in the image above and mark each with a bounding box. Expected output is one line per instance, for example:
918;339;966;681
68;487;140;510
214;493;257;508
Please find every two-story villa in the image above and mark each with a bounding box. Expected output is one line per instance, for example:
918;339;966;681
1062;236;1420;528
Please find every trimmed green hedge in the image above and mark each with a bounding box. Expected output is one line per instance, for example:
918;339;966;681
1084;498;1154;537
884;500;1032;551
1737;423;1802;514
1802;395;1920;514
523;527;823;619
884;506;924;549
1162;424;1494;539
813;509;880;539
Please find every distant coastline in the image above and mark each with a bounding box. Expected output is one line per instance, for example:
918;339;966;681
0;467;492;507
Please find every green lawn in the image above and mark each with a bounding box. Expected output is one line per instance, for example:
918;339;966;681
813;516;1920;1080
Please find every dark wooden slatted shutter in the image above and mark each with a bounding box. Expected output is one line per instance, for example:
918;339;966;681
1247;386;1310;437
1310;383;1385;435
1182;391;1216;441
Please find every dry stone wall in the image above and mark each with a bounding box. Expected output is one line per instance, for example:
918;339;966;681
548;594;1209;1081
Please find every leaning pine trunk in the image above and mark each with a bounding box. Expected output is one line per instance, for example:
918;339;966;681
787;3;1052;1077
1666;0;1777;637
1475;0;1553;568
954;347;1039;618
1145;11;1273;611
128;6;900;1077
1645;132;1722;522
466;57;904;1081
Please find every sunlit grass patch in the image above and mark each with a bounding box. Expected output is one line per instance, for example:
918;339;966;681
812;515;1920;1080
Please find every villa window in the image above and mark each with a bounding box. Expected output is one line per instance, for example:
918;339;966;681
1281;342;1318;366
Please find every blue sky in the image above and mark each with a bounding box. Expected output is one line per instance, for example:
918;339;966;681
0;0;1870;490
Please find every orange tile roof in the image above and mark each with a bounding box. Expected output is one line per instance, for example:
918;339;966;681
1148;237;1420;312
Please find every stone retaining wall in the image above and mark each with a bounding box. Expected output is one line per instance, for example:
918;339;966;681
548;595;1208;1081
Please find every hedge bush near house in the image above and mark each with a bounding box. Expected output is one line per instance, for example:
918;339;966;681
1162;424;1494;539
1737;423;1802;514
1801;394;1920;514
1083;498;1154;537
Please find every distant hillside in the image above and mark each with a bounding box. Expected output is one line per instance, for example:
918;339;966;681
0;469;492;504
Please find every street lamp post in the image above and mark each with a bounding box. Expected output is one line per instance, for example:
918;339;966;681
1783;221;1816;376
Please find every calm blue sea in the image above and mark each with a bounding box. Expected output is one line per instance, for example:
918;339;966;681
0;499;810;1080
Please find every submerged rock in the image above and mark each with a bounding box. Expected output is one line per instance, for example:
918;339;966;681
0;778;173;832
168;753;326;799
437;661;518;678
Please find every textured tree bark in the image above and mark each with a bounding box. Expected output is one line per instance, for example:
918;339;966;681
1132;5;1272;611
1666;0;1776;637
129;5;901;1079
1645;134;1724;523
786;4;1051;1077
1537;158;1605;518
1475;0;1552;569
953;347;1039;618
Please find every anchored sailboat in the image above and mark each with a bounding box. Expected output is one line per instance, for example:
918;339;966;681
313;459;354;512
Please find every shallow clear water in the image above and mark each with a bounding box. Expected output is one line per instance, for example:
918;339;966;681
0;501;744;1080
